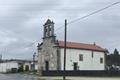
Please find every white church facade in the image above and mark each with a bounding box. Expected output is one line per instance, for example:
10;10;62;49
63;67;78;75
37;19;108;72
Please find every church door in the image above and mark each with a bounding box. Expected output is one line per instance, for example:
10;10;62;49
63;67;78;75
73;62;78;71
45;61;49;71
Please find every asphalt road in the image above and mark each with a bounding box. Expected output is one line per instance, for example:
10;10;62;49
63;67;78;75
0;73;39;80
0;73;120;80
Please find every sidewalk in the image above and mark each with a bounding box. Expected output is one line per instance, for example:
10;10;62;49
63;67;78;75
37;76;120;80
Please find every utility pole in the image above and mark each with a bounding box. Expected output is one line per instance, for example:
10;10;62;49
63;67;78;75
63;19;67;80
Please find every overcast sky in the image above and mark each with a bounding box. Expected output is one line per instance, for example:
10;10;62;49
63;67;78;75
0;0;120;60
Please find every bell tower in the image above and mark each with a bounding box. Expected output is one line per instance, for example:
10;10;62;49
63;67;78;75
43;19;56;40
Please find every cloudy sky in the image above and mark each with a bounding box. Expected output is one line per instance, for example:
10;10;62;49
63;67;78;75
0;0;120;60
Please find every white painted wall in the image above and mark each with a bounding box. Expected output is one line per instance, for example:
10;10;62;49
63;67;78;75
60;48;105;70
0;61;18;73
35;63;38;70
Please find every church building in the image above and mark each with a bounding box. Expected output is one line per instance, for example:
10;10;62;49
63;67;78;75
37;19;108;72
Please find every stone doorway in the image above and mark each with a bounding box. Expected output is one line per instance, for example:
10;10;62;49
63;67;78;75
73;62;78;71
45;61;49;71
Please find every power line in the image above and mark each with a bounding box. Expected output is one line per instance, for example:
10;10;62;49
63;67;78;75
55;24;64;32
29;1;120;45
68;1;120;24
55;1;120;32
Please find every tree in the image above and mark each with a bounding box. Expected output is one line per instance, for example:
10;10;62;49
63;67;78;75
106;48;120;70
18;64;24;72
113;48;120;66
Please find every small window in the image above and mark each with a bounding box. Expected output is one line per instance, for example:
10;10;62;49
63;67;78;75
79;54;83;61
100;58;103;64
91;51;94;58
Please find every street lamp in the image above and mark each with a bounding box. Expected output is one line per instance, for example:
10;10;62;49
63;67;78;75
33;52;36;71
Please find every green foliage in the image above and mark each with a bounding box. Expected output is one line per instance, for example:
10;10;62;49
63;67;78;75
18;64;24;72
106;48;120;66
113;48;120;65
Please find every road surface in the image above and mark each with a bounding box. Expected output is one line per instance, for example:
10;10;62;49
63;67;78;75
0;73;120;80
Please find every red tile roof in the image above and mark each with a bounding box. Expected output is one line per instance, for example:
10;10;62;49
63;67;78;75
57;41;107;52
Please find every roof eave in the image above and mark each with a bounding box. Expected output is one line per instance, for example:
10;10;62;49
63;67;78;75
58;46;107;53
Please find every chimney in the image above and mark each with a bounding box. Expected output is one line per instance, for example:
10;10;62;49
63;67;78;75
93;42;96;46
